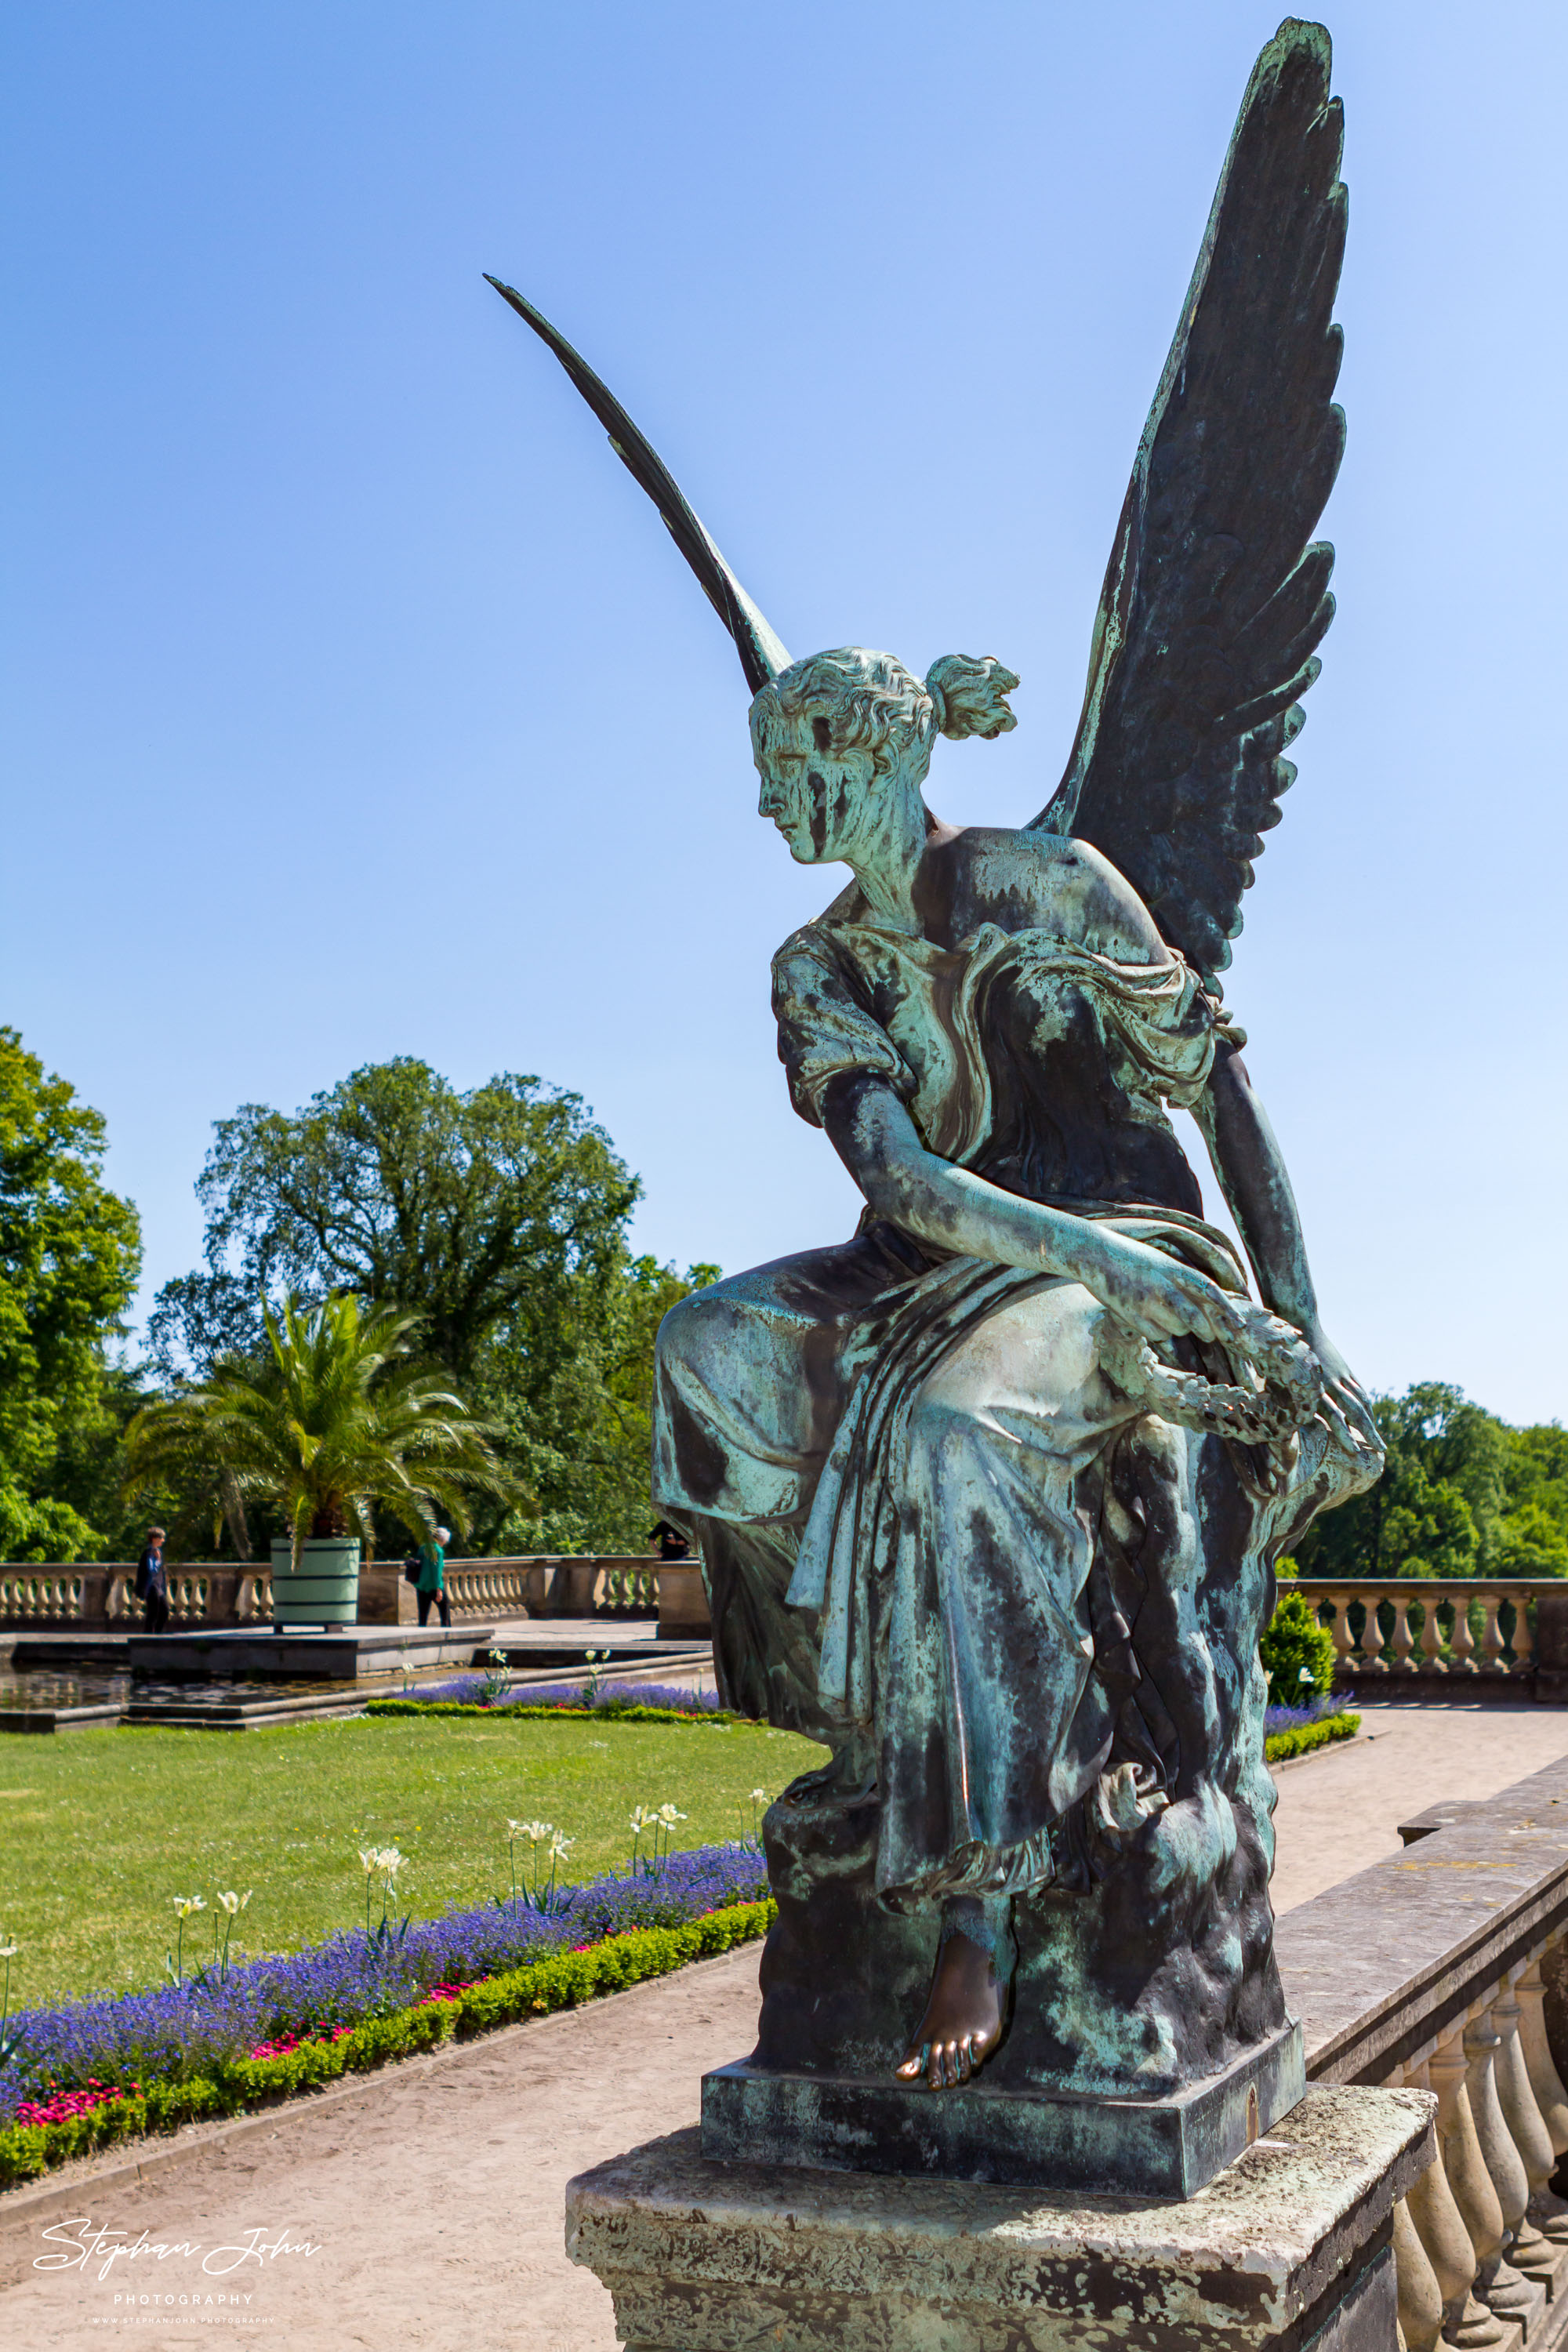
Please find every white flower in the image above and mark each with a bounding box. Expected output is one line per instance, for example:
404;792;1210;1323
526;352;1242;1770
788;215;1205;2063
750;1788;766;1805
358;1848;379;1875
172;1896;206;1918
656;1805;687;1826
547;1834;574;1861
216;1890;252;1916
376;1847;404;1880
629;1805;654;1832
519;1819;554;1845
0;1938;18;1959
488;1649;507;1668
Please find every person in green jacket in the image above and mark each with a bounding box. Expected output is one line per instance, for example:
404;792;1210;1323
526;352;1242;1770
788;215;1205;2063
416;1526;451;1629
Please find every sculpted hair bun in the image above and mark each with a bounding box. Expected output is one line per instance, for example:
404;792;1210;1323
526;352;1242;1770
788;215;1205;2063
924;655;1020;741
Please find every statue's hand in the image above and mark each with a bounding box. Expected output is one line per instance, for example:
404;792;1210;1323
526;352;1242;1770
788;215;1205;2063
1072;1230;1253;1353
1298;1323;1383;1462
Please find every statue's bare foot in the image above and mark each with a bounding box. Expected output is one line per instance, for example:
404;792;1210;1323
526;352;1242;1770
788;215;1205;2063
895;1922;1005;2090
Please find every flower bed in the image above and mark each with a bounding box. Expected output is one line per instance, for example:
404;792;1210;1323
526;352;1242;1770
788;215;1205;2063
0;1904;772;2189
380;1683;1361;1755
367;1678;732;1723
0;1842;769;2187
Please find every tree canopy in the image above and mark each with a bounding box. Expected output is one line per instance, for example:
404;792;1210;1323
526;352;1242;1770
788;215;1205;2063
149;1057;713;1554
0;1028;142;1560
151;1058;638;1382
1294;1381;1568;1579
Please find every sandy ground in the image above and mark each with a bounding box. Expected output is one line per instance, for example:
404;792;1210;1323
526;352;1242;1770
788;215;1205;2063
2;1694;1565;2351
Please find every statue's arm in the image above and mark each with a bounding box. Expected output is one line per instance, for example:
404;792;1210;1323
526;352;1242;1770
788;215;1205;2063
820;1070;1248;1352
1192;1043;1380;1451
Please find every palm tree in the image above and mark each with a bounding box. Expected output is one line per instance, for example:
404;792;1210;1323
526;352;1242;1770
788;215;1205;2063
123;1293;515;1570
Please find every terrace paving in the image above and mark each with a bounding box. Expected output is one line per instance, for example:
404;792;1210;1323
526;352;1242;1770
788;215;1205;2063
2;1694;1566;2349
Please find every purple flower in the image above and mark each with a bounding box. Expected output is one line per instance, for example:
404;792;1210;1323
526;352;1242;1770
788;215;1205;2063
398;1679;722;1713
1264;1696;1345;1733
0;1841;768;2122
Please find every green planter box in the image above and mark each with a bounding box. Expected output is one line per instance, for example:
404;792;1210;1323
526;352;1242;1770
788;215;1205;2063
269;1538;361;1630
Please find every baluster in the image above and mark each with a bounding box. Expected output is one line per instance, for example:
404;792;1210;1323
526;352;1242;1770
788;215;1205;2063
1360;1589;1388;1673
1478;1597;1509;1676
1515;1954;1568;2243
1450;1592;1481;1675
1465;2004;1546;2324
1430;2038;1515;2346
1419;1596;1449;1674
1403;2059;1500;2347
1392;1592;1421;1675
1319;1592;1356;1677
1515;1594;1538;1676
1491;1974;1566;2282
1497;1598;1520;1675
1396;2190;1446;2352
1433;2029;1518;2318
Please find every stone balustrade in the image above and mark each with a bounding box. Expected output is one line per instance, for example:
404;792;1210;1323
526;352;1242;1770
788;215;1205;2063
0;1564;274;1629
441;1555;662;1620
0;1553;704;1635
1293;1579;1568;1689
1280;1754;1568;2350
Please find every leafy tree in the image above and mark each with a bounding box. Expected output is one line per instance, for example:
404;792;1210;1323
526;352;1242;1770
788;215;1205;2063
124;1294;514;1566
1497;1425;1568;1572
151;1058;705;1552
484;1254;720;1554
153;1058;637;1385
0;1029;141;1561
1296;1382;1568;1580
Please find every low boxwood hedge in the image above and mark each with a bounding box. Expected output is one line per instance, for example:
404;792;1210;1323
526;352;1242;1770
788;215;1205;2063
1263;1711;1361;1763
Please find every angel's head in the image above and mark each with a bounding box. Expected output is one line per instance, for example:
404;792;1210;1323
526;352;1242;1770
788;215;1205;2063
750;648;1018;866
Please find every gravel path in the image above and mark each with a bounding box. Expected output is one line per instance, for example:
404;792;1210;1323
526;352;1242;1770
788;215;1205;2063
3;1695;1564;2350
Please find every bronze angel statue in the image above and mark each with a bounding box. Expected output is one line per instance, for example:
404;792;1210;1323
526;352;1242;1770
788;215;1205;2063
494;18;1381;2183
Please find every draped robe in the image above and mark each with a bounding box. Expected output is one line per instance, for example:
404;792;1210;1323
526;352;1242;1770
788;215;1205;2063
653;909;1369;1912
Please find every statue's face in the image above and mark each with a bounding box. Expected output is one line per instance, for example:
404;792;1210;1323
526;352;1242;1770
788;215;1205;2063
754;710;877;866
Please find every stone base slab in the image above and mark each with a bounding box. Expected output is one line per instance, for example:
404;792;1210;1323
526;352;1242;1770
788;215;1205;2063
125;1624;495;1680
702;2020;1305;2198
568;2086;1434;2352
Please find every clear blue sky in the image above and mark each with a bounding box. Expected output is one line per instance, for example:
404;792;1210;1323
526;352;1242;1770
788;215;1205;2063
3;2;1564;1424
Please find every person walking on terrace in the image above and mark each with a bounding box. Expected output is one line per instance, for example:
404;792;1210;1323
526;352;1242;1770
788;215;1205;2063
135;1526;170;1634
416;1526;451;1629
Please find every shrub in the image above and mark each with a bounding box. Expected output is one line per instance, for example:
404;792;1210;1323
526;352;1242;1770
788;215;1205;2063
1264;1711;1361;1764
1259;1587;1338;1708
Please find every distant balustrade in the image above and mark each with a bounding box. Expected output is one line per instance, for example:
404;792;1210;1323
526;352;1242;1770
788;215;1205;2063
1293;1579;1567;1687
0;1564;273;1631
0;1552;702;1635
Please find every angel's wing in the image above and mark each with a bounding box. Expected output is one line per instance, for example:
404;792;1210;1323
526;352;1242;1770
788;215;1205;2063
486;278;790;695
1030;20;1346;979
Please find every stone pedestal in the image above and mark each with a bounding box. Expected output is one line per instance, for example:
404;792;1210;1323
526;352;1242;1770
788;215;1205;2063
702;2019;1305;2198
566;2085;1433;2352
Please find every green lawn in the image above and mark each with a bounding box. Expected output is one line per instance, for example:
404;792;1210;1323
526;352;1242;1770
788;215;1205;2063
0;1714;822;2009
